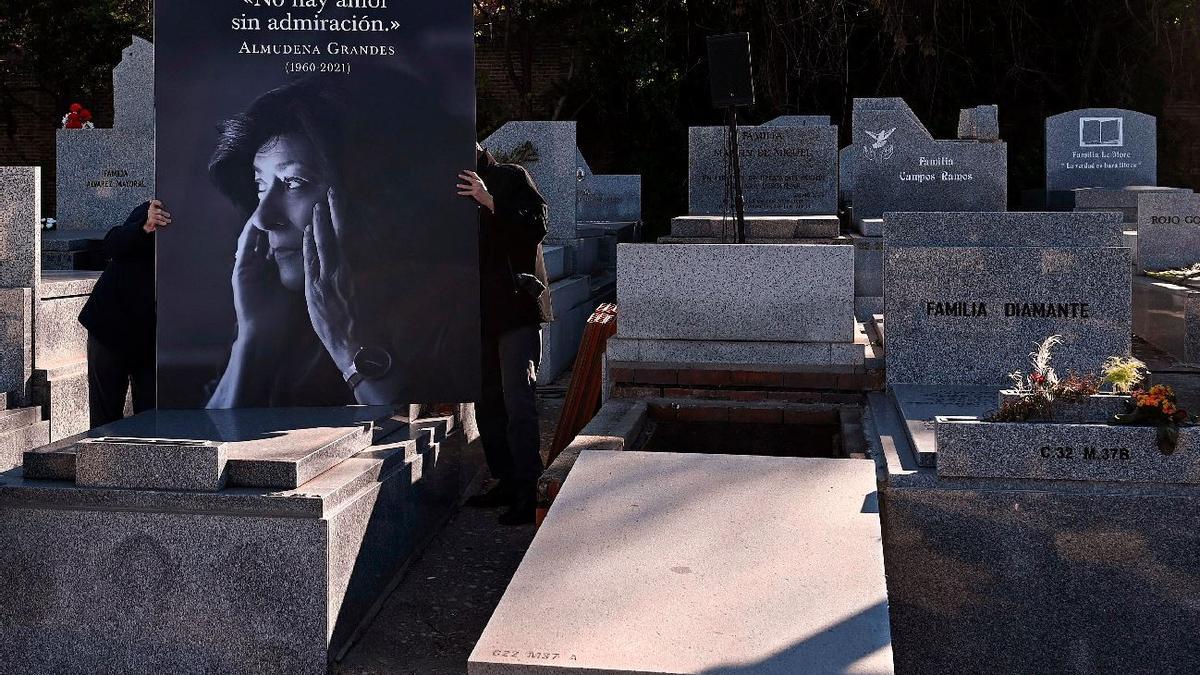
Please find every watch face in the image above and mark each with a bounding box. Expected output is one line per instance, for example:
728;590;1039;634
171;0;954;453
354;347;393;380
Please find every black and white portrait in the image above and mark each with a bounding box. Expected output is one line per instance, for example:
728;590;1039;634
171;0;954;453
155;3;479;408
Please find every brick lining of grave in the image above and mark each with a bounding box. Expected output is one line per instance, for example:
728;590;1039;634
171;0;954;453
610;366;884;405
625;398;868;460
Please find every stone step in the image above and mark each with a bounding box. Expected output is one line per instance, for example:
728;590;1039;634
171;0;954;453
0;419;50;473
31;361;91;443
658;235;845;245
549;275;593;314
37;271;101;369
0;407;41;435
671;215;840;239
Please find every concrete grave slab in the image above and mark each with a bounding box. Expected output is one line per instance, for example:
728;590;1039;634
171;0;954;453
0;410;479;675
470;450;892;674
0;167;41;289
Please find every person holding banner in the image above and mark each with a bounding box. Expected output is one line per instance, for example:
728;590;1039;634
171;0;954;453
459;145;554;526
80;200;170;427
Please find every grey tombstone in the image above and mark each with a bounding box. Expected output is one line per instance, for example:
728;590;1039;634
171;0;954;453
113;37;154;132
688;124;839;216
0;167;41;401
852;98;1007;225
482;121;579;241
577;175;641;223
55;37;155;231
884;212;1132;387
1046;108;1157;192
1136;192;1200;272
840;145;855;205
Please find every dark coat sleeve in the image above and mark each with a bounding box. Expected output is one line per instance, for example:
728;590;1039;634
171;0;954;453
102;202;153;262
490;166;549;246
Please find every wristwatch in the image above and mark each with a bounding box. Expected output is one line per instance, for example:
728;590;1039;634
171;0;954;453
343;347;394;389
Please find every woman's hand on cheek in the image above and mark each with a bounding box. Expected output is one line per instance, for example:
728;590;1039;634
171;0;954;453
232;219;294;342
304;188;357;372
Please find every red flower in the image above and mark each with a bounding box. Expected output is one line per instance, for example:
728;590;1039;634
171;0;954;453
80;108;92;122
64;112;82;129
69;103;82;113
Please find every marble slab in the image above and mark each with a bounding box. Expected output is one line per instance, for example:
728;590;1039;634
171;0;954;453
470;450;892;674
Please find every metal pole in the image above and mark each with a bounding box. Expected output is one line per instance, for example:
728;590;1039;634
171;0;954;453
727;106;747;244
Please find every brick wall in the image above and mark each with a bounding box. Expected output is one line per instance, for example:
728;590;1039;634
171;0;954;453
1163;99;1200;190
476;41;573;127
0;72;115;218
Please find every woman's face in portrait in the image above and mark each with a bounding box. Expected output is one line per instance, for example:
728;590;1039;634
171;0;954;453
250;133;329;291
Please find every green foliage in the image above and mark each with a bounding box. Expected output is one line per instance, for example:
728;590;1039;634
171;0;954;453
493;141;541;167
1102;357;1148;394
0;0;152;117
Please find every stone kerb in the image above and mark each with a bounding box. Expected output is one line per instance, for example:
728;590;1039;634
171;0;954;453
884;212;1131;387
935;417;1200;485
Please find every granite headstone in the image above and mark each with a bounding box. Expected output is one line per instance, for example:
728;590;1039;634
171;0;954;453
482;121;579;241
1136;191;1200;272
55;37;155;230
577;175;641;223
884;212;1132;386
1046;108;1157;191
688;124;839;216
852;98;1007;224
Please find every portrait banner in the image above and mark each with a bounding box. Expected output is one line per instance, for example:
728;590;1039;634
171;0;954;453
155;0;479;408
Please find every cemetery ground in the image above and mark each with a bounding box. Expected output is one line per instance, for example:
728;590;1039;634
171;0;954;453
333;377;562;675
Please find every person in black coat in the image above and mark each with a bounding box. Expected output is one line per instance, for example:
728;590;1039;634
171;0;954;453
78;200;170;427
458;146;554;525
